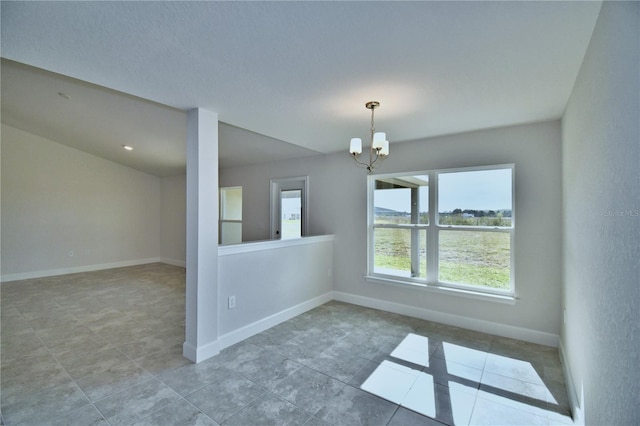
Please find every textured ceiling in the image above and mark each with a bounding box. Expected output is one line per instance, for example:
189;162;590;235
1;60;322;176
1;1;602;176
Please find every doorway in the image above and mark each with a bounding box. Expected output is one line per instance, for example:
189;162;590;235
270;176;308;240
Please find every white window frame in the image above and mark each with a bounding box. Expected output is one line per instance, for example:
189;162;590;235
367;164;515;299
219;186;243;245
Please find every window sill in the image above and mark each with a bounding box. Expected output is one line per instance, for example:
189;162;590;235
364;275;517;305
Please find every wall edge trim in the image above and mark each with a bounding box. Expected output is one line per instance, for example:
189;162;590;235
0;258;163;283
332;291;560;347
558;339;583;424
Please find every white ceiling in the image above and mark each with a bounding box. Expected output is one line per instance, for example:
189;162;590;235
1;1;602;176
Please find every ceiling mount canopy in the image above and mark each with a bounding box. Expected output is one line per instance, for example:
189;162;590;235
349;101;389;173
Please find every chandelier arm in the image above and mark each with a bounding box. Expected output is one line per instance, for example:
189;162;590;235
369;150;380;167
351;154;371;167
351;152;379;173
369;104;376;168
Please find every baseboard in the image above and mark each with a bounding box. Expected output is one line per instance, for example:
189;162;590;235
332;291;560;347
558;339;583;424
182;340;220;364
159;258;186;268
216;292;333;352
0;258;163;283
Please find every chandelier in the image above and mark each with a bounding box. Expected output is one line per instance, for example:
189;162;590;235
349;101;389;173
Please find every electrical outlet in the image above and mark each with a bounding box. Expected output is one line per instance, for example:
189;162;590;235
228;296;236;309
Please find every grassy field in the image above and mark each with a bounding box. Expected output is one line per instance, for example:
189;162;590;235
374;220;510;289
281;219;301;239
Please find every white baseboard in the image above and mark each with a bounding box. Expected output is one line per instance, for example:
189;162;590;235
182;340;220;364
216;292;333;352
159;258;186;268
559;340;582;424
332;291;560;347
0;258;164;283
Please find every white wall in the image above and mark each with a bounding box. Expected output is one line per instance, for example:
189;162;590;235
1;124;162;280
160;174;186;266
217;236;333;348
561;1;639;424
220;120;563;342
220;154;333;242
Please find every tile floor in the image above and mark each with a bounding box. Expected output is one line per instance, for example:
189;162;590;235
1;263;573;425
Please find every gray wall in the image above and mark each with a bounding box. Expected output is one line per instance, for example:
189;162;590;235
160;174;187;265
221;120;563;339
1;124;162;279
561;1;639;424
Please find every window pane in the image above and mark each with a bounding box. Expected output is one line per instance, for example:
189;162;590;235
221;222;242;245
374;228;426;278
281;189;301;239
438;169;511;227
221;187;242;221
374;175;429;225
439;230;510;290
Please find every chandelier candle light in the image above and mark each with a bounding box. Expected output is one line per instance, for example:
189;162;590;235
349;101;389;173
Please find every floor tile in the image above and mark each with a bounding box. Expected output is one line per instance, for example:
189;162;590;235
224;392;312;425
157;359;230;397
117;332;182;359
1;380;91;425
388;407;447;426
232;348;303;391
348;360;383;388
186;371;265;423
360;360;420;404
48;404;110;426
1;365;75;407
432;341;488;371
315;384;398;426
305;345;369;383
272;366;345;415
390;333;432;367
245;323;297;349
58;345;132;380
213;341;265;370
75;360;154;402
0;331;47;362
302;416;331;426
132;398;217;426
479;371;548;409
134;343;191;375
427;354;483;390
0;351;65;383
406;380;477;425
484;353;545;386
469;395;549;425
94;377;182;426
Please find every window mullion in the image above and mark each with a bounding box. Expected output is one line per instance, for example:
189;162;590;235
427;170;438;284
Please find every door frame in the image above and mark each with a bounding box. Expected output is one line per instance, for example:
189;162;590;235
270;176;309;240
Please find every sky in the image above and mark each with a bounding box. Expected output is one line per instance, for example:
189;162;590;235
374;168;512;213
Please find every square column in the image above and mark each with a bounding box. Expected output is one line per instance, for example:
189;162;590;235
183;108;219;363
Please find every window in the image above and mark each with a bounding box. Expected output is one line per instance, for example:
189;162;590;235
219;187;242;245
369;165;514;296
